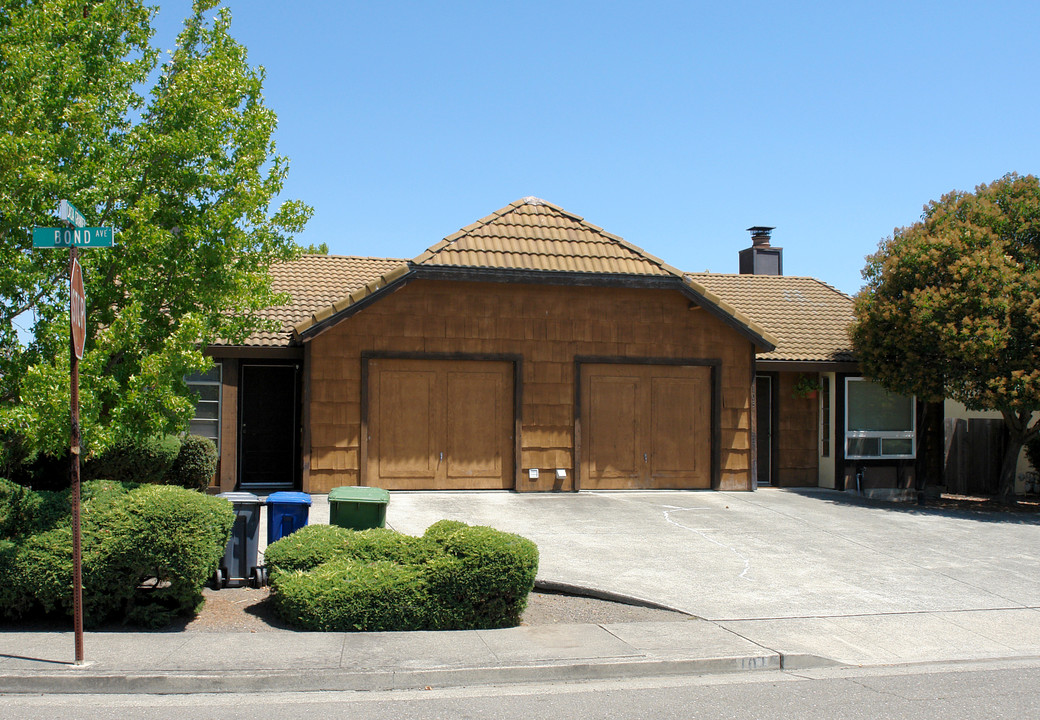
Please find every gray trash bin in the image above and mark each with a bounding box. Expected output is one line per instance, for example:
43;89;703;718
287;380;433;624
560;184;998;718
214;491;262;589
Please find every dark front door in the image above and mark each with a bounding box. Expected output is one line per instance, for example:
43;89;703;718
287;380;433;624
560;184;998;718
755;375;773;486
239;364;299;489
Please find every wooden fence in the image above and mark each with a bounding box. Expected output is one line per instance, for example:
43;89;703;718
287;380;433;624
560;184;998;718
943;418;1006;495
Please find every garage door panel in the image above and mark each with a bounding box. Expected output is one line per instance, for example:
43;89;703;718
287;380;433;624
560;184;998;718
445;369;510;485
376;369;438;480
585;375;641;485
368;359;514;490
650;373;711;488
582;363;712;490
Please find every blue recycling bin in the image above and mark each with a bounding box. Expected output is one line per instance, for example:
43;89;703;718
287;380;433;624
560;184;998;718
266;491;312;543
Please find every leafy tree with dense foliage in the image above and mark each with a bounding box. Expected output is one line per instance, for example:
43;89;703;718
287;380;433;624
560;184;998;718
850;173;1040;502
0;0;311;470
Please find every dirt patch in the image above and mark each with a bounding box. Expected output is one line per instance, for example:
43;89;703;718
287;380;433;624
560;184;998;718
928;493;1040;514
179;585;689;633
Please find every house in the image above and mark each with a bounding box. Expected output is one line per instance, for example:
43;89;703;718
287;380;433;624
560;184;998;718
197;197;922;496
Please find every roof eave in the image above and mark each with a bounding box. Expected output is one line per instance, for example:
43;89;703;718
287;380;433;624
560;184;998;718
293;262;412;342
680;275;778;352
755;359;860;372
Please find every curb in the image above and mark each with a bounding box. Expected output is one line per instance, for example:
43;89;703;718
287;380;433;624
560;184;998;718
0;653;800;695
533;579;697;617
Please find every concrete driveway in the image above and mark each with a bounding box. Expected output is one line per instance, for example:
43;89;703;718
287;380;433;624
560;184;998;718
381;488;1040;622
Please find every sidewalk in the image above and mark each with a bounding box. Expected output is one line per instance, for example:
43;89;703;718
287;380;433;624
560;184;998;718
3;605;1040;694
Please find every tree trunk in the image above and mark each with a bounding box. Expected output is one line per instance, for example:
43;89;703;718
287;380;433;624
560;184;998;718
997;436;1022;505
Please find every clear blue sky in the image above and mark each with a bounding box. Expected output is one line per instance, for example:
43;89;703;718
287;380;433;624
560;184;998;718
154;1;1040;296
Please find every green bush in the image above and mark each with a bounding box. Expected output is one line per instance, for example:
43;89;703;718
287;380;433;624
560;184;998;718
0;483;234;627
272;560;427;632
422;519;469;545
0;539;28;617
163;435;218;491
267;520;538;632
0;477;69;538
86;435;182;485
263;524;354;572
264;524;436;574
425;525;539;630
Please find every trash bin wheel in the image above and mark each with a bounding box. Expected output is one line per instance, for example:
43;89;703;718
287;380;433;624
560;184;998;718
212;568;225;590
250;566;264;588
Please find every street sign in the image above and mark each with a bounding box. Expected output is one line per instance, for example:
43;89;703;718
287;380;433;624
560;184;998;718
58;199;86;228
70;258;85;360
33;227;114;248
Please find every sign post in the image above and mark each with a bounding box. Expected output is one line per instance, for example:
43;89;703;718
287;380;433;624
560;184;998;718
68;246;84;665
32;200;113;666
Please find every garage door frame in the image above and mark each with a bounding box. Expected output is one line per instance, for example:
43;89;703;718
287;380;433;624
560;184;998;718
360;352;523;489
574;356;721;491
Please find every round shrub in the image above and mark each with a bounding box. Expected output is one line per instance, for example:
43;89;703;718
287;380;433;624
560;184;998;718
163;435;218;491
267;521;539;632
98;485;235;624
0;483;234;627
271;559;428;632
86;435;182;485
425;525;539;630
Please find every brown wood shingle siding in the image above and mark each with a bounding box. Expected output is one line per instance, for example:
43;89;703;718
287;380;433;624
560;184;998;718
776;371;820;486
304;279;755;493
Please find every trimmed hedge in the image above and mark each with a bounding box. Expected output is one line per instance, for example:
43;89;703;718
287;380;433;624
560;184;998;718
0;481;234;627
266;520;538;632
85;435;182;485
274;560;428;632
163;435;218;491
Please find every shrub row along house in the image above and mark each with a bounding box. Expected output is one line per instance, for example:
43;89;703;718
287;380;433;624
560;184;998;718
194;198;921;496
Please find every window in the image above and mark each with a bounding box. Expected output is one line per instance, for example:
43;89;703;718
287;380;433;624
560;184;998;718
186;364;221;448
845;378;915;459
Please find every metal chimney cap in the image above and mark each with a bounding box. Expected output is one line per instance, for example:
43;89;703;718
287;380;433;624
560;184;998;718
746;226;775;246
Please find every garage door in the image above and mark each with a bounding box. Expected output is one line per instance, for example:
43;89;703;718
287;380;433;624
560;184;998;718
580;363;711;489
366;358;514;490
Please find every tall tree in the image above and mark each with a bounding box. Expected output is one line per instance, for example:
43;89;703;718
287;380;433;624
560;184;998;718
0;0;311;465
850;173;1040;502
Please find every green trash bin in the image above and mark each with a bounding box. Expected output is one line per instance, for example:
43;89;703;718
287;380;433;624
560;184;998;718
328;486;390;530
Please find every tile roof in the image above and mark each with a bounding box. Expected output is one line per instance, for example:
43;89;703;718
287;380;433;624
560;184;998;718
412;197;681;276
237;200;859;359
240;255;406;347
284;199;776;349
687;273;856;363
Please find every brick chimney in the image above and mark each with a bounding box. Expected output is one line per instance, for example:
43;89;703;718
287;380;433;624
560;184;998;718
739;226;782;275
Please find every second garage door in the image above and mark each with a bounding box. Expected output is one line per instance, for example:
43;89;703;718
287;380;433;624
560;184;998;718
580;363;712;489
366;358;514;490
